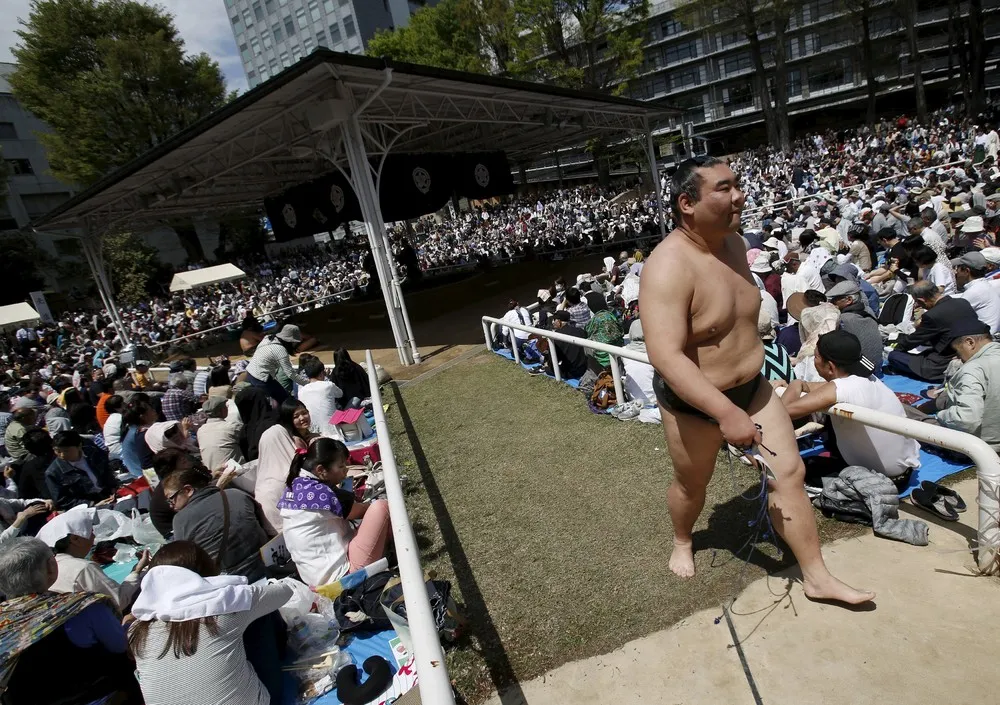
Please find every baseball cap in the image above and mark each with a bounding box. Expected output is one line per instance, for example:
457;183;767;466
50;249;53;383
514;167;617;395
816;330;876;377
825;280;861;299
951;251;988;270
202;396;228;414
945;317;991;344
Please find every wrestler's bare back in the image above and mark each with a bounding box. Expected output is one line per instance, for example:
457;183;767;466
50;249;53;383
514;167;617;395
643;228;764;391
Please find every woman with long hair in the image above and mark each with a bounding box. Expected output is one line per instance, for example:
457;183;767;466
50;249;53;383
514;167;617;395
129;541;292;705
254;399;314;533
329;348;370;409
278;437;391;586
234;386;277;461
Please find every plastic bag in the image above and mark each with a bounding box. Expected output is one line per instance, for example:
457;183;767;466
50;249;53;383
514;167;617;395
277;577;321;622
93;509;134;542
131;511;166;547
284;647;351;700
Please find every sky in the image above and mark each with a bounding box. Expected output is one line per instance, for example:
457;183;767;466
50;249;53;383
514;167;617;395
1;0;248;94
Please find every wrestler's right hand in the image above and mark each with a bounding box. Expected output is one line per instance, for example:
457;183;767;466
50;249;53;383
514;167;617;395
718;407;761;449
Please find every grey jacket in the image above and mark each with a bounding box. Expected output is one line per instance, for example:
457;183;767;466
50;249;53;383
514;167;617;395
172;486;269;582
937;342;1000;450
814;466;929;546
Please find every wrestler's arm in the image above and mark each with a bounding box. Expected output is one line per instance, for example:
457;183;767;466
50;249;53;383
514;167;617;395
640;253;749;422
781;381;838;419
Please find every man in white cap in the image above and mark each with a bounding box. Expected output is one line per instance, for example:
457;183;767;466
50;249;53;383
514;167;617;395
39;506;149;610
952;251;1000;334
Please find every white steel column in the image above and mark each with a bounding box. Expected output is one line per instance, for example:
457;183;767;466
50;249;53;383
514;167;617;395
342;115;415;366
646;123;667;238
81;234;131;345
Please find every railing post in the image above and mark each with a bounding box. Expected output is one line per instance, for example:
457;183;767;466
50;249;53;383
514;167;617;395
610;354;625;406
550;341;562;382
509;329;521;365
482;319;492;351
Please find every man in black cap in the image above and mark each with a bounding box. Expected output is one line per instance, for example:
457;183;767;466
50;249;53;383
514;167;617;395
825;280;883;377
930;318;1000;450
887;280;981;382
778;330;921;488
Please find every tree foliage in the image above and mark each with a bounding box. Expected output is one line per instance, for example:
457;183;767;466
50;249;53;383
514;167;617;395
366;0;489;73
0;234;48;305
9;0;230;187
101;230;161;305
513;0;650;94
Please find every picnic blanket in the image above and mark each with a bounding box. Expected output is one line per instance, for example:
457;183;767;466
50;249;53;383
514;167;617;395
494;347;582;387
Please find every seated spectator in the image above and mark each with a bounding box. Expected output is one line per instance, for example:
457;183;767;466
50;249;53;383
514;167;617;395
778;330;921;488
5;401;38;465
499;299;532;353
952;250;1000;334
564;287;593;327
94;383;113;427
162;467;269;582
0;537;142;705
888;280;981;382
129;541;292;705
621;321;659;421
329;348;371;409
537;310;588;379
162;374;197;422
297;356;345;439
121;398;158;478
128;359;155;390
0;495;51;545
777;290;828;357
255;399;313;533
584;281;609;313
822;261;880;315
234;386;278;461
16;429;55;500
932;319;1000;450
846;223;874;271
193;365;210;399
45;430;117;510
533;288;557;329
145;419;198;456
825;280;883;377
45;387;81;434
197;396;245;472
279;438;391;586
750;250;782;304
37;506;148;611
585;308;624;372
103;394;125;460
208;359;233;399
912;245;957;295
239;314;266;355
148;448;195;537
759;307;794;383
791;300;841;382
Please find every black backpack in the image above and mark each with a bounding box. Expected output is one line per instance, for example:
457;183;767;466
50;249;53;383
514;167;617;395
878;293;910;326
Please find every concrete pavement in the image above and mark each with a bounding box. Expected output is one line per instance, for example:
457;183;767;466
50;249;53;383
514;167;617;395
487;478;999;705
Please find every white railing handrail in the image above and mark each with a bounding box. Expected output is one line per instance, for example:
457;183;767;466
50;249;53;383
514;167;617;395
364;350;455;704
481;315;999;575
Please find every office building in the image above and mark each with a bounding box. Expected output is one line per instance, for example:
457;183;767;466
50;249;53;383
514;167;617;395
225;0;440;89
0;62;79;258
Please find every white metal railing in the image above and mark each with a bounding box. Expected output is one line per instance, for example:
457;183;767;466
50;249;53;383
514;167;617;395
481;316;1000;575
364;350;455;704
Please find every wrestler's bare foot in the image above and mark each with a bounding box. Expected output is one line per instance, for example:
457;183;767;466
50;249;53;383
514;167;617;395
669;540;696;578
803;575;875;605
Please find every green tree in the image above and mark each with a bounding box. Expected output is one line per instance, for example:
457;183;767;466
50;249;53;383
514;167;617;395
457;0;518;73
9;0;230;187
0;234;48;305
366;0;488;73
101;230;161;305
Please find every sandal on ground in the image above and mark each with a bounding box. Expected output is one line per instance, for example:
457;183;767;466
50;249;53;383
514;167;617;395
920;481;967;512
910;487;959;521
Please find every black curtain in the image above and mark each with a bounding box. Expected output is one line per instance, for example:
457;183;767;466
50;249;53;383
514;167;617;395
452;152;514;200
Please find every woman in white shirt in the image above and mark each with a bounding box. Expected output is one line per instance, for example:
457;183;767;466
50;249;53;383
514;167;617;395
914;245;956;295
278;438;391;587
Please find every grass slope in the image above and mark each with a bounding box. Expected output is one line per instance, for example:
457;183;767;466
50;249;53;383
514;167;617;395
386;352;862;702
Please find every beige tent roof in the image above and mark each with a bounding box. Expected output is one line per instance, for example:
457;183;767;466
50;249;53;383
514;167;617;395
0;302;41;328
169;263;246;292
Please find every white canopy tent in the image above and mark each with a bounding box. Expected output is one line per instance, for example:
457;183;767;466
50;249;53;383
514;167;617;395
169;263;246;292
0;303;41;330
33;50;676;364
